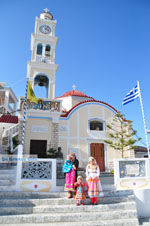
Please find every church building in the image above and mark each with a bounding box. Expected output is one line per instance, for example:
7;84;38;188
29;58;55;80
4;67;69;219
18;9;135;172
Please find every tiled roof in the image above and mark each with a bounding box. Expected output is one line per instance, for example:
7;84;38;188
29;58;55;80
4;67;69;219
0;115;18;124
56;90;94;99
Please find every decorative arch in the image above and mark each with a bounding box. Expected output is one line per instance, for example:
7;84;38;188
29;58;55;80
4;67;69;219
37;43;43;55
61;101;118;120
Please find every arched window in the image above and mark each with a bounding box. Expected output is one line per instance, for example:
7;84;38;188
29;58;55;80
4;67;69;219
45;44;51;56
37;43;43;55
90;120;103;131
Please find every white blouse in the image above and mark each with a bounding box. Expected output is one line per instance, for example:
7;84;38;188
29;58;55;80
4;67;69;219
86;164;100;179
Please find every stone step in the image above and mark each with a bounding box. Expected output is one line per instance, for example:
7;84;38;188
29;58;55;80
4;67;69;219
0;218;139;226
0;192;67;199
0;185;16;191
0;169;16;174
0;210;138;224
0;190;134;199
0;202;136;215
0;196;135;207
0;174;15;180
0;179;15;186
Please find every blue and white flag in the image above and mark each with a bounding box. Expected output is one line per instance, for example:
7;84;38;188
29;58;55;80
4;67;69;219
122;84;140;105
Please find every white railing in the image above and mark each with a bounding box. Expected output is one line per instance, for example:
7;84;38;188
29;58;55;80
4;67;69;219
2;123;19;138
15;145;57;192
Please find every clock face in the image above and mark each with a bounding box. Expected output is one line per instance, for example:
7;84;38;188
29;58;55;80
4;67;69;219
39;25;51;34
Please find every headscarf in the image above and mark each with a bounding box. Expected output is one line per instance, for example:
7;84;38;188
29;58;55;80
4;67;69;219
77;175;83;180
88;156;96;164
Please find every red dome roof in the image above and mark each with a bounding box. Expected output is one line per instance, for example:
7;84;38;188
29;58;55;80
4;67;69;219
57;90;94;99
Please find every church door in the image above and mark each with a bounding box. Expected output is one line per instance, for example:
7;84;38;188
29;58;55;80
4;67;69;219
30;140;47;158
90;143;105;172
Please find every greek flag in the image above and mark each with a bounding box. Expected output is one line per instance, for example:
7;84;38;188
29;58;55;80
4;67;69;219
122;84;140;105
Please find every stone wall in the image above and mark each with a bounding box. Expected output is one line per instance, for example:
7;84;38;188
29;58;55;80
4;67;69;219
51;123;59;150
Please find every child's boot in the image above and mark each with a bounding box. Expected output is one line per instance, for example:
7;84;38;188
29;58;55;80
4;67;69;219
94;197;98;205
76;200;79;206
91;197;94;205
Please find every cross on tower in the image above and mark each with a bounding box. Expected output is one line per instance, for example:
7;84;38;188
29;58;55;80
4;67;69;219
43;8;49;13
72;84;76;91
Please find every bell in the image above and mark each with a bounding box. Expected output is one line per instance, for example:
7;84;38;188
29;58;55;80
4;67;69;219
38;81;44;86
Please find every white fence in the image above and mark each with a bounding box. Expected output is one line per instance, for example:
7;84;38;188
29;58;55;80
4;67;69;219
15;145;57;192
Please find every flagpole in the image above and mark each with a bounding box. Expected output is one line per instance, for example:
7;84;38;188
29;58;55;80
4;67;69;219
137;80;150;157
22;79;28;151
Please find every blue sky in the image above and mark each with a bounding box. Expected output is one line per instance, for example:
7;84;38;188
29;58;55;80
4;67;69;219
0;0;150;147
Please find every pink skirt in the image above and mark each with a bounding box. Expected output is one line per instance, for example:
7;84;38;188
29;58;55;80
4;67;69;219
64;168;75;191
86;177;103;197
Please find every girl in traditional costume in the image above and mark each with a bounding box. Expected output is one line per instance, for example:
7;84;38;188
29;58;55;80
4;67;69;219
62;155;72;173
74;176;86;206
86;156;103;205
63;155;76;198
69;152;79;198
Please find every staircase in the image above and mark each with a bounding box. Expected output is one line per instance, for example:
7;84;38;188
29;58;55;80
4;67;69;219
2;123;19;148
0;190;139;225
0;166;16;191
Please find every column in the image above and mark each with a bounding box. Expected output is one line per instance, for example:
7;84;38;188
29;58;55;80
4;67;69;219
13;103;17;115
4;90;9;113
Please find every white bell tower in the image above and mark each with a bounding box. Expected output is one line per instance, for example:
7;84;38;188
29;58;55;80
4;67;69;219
27;8;58;99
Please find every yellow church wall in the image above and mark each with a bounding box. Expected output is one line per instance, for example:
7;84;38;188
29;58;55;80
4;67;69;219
59;120;68;137
24;118;52;155
104;108;113;124
58;102;135;171
90;105;103;119
69;139;78;149
79;107;89;137
107;146;115;160
70;112;77;137
59;138;68;158
79;140;88;159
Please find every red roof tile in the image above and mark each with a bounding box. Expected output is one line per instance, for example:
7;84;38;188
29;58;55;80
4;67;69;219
56;90;94;99
0;115;18;124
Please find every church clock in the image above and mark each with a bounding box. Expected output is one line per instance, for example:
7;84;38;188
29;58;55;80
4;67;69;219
39;25;51;34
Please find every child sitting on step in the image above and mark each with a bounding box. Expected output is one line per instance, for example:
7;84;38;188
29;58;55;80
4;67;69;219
74;176;86;206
